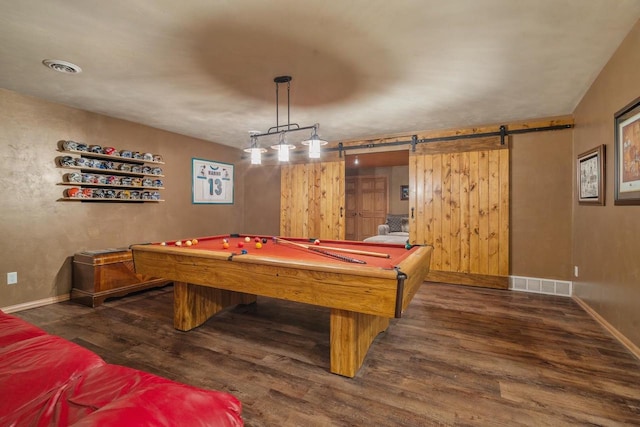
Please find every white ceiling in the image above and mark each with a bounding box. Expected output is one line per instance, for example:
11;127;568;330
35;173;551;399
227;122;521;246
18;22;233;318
1;1;639;150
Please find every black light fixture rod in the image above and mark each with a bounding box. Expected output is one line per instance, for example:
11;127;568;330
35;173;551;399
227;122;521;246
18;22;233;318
256;123;316;139
273;75;293;134
275;79;279;132
287;79;291;131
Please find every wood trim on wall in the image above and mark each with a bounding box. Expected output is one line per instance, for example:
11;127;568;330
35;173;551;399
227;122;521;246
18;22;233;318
337;115;573;149
424;271;509;289
573;296;640;361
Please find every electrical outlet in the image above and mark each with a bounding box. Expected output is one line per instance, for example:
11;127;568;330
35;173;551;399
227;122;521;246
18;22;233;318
7;272;17;285
574;266;579;278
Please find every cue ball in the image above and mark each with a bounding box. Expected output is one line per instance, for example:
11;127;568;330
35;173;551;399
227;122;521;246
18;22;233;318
314;239;320;245
238;241;244;248
255;242;262;249
262;238;267;244
175;241;182;246
160;242;166;246
185;240;192;246
244;236;251;242
222;242;229;249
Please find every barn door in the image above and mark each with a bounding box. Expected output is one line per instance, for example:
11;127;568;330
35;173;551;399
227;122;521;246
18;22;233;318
409;136;509;289
280;160;345;240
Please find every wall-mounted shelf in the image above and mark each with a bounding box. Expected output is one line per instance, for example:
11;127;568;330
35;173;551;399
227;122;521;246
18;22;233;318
59;197;165;203
58;164;165;178
58;182;164;190
57;141;166;203
59;149;165;165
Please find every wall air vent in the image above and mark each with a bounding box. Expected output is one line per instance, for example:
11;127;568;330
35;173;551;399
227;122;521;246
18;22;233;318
42;59;82;74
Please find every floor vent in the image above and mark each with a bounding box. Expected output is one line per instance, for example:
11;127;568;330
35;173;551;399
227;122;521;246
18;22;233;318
509;276;572;297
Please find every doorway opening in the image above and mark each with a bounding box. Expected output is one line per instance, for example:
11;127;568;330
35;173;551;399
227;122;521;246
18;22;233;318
345;150;409;241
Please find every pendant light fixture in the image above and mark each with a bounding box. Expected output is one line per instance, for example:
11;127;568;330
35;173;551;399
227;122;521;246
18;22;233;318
272;132;295;162
244;76;328;162
301;127;328;159
243;131;267;165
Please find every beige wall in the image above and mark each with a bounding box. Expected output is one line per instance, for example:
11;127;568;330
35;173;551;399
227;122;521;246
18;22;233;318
510;130;574;280
0;88;280;308
389;165;409;215
572;20;640;347
241;164;281;236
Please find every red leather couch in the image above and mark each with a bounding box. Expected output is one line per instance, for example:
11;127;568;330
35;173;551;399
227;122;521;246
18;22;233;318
0;309;243;426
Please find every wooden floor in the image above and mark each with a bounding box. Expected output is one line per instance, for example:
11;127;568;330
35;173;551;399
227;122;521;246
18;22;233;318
14;282;640;426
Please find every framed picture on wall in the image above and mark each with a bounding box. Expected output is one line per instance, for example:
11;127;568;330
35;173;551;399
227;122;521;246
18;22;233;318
192;158;234;204
614;96;640;205
577;145;605;205
400;185;409;200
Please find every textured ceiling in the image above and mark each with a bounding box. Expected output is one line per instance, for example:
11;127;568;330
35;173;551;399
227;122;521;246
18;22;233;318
1;0;639;150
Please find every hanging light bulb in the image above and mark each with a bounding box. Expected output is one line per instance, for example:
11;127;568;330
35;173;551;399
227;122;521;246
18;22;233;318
243;133;266;165
271;132;295;162
277;145;290;162
250;147;263;164
301;125;328;159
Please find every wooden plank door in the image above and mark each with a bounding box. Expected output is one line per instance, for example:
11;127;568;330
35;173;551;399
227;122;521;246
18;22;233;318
344;176;388;240
280;160;345;240
358;177;388;240
345;177;358;240
409;136;509;289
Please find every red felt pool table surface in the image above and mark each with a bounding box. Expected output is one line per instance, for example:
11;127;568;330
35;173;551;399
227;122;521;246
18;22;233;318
154;234;414;270
131;234;433;377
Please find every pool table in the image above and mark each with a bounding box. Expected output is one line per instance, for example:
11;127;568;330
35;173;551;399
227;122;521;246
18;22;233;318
130;234;432;377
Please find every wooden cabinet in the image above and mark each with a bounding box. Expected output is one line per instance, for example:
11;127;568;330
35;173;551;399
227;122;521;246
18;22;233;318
72;249;171;307
345;176;388;241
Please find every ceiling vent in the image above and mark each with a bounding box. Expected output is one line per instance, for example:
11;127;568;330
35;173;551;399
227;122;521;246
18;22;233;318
42;59;82;74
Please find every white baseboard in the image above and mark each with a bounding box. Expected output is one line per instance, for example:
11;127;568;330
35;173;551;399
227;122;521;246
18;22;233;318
509;275;572;297
1;294;70;314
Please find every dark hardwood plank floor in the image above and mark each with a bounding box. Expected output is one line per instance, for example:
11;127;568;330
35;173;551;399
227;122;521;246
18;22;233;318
13;282;640;426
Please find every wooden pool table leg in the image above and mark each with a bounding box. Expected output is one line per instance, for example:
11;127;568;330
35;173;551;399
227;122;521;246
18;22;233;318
173;281;257;331
330;309;390;377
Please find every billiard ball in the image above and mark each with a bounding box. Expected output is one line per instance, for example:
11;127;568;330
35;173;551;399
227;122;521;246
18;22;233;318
255;242;262;249
244;236;251;243
254;237;260;242
262;238;267;244
185;240;192;246
241;249;248;254
238;241;244;248
314;239;320;245
405;243;412;250
192;239;198;245
223;238;228;244
175;240;182;246
160;242;166;246
222;242;229;249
